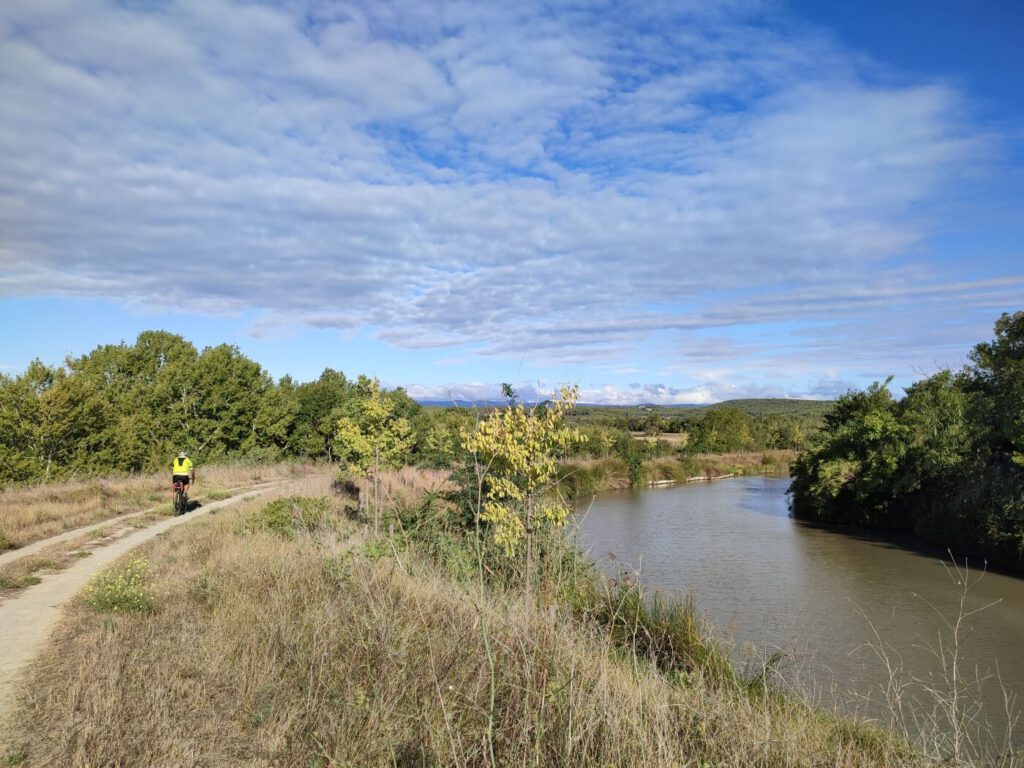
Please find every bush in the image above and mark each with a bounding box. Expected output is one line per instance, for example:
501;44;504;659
242;496;332;537
82;557;154;613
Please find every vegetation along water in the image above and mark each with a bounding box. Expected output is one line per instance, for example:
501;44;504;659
578;477;1024;752
1;312;1022;765
790;312;1024;572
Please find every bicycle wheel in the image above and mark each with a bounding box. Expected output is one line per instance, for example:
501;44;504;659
174;487;185;516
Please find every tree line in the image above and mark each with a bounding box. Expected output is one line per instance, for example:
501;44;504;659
0;331;432;484
790;312;1024;569
0;330;819;489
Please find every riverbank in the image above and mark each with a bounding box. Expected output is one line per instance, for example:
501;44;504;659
4;468;923;767
556;449;795;497
579;476;1024;762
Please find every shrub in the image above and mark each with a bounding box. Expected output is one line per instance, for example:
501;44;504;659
576;576;737;687
82;557;154;613
242;496;332;538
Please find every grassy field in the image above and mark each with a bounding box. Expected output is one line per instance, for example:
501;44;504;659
0;461;319;551
3;468;925;767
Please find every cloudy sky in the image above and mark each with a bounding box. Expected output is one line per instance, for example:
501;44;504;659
1;0;1022;404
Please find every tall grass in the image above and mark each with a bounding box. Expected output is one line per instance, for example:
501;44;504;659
3;468;922;766
8;463;1017;767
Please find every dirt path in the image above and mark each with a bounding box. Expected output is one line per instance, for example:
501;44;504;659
0;485;282;733
0;481;285;569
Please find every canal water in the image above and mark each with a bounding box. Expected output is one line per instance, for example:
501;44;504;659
575;477;1024;743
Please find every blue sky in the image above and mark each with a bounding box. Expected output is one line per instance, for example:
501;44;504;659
1;0;1022;404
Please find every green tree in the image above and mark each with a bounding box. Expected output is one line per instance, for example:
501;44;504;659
251;377;299;457
0;363;54;482
118;331;199;469
461;386;585;594
292;369;353;460
187;344;272;460
791;315;1024;568
334;378;413;533
965;311;1024;464
692;407;754;452
410;407;474;468
790;380;906;527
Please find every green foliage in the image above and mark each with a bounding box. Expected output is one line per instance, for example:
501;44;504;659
334;378;414;531
618;436;653;485
290;369;353;460
791;313;1024;568
0;334;431;487
568;399;827;452
242;496;332;538
461;386;585;557
334;378;413;475
690;406;755;452
3;747;27;766
409;406;475;468
0;325;834;494
82;557;154;614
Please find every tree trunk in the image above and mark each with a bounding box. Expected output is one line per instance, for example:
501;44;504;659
373;446;381;535
525;494;533;607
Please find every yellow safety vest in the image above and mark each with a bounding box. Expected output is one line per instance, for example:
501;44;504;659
173;457;193;474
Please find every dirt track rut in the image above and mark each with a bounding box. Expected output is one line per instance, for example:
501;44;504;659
0;485;281;735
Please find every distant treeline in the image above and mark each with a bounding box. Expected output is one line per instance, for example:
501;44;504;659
0;330;821;487
568;400;826;453
791;312;1024;570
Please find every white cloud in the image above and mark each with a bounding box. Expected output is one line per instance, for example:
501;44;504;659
0;0;1019;386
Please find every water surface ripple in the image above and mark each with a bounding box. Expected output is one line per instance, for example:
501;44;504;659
576;477;1024;738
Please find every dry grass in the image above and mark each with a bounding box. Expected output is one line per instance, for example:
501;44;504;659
0;461;319;551
373;465;453;508
0;518;166;598
684;450;797;476
5;476;918;767
556;456;633;494
0;555;64;591
632;430;690;445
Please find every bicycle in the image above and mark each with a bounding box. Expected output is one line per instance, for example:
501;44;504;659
172;479;189;516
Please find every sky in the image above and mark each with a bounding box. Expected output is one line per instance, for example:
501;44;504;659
1;0;1022;405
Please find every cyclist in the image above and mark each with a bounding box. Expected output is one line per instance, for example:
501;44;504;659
171;451;195;507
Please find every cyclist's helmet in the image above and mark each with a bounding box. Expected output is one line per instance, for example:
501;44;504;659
178;451;187;459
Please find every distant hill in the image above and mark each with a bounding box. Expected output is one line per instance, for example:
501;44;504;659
709;398;834;417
